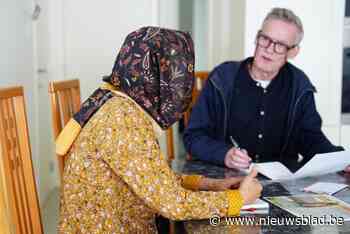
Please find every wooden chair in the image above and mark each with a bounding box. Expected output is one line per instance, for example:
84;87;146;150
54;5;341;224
166;128;175;163
166;71;209;163
0;86;43;234
48;79;81;178
183;71;209;127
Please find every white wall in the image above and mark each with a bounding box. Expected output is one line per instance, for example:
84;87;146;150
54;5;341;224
160;0;179;29
35;0;61;204
341;125;350;149
62;0;160;100
0;0;40;200
193;0;208;70
207;0;245;69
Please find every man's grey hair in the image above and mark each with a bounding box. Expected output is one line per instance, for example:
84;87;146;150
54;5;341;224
263;8;304;45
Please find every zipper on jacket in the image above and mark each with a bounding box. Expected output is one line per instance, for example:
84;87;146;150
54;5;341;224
209;79;228;138
280;89;314;159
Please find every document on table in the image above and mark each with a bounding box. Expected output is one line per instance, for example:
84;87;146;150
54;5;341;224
249;151;350;180
240;198;269;214
303;182;349;195
241;198;269;210
265;194;350;221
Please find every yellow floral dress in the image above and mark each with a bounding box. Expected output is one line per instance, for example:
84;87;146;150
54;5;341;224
58;93;243;233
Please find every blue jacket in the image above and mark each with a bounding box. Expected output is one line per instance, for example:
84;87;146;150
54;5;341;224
183;60;343;169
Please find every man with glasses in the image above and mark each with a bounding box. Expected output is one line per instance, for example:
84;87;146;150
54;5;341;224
184;8;350;172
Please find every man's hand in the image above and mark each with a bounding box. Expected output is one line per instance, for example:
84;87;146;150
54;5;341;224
238;168;262;205
224;147;252;169
344;165;350;173
199;177;244;191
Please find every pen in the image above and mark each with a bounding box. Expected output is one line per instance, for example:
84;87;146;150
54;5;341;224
230;136;241;150
230;135;252;168
241;208;257;212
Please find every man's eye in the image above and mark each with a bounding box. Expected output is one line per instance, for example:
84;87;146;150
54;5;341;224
276;43;286;49
260;36;268;41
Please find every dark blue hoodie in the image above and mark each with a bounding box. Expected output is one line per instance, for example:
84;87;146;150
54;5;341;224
183;60;343;170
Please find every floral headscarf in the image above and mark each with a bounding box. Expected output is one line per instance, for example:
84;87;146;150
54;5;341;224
103;26;195;129
56;27;195;156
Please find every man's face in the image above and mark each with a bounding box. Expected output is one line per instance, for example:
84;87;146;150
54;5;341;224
253;19;300;74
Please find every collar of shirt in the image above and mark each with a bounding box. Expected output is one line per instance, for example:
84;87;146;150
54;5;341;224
252;78;271;89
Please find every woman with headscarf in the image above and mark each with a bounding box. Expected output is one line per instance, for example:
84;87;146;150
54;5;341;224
57;27;262;233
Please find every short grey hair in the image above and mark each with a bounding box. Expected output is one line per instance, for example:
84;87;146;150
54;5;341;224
263;8;304;45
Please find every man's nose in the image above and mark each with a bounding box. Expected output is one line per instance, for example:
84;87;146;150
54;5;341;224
266;42;275;53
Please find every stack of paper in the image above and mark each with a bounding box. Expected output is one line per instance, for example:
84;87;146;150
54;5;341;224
240;198;269;214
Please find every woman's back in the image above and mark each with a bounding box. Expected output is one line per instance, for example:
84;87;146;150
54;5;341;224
59;95;159;233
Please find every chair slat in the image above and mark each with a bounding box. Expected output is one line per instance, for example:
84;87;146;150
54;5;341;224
58;90;72;126
0;160;13;233
49;79;81;179
50;92;63;139
166;128;175;162
1;99;26;233
14;95;42;233
71;87;81;112
49;79;80;92
7;98;31;234
0;99;24;234
0;86;43;234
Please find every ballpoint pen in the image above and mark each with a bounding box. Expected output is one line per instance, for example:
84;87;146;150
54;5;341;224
230;136;241;150
230;135;252;169
241;208;257;212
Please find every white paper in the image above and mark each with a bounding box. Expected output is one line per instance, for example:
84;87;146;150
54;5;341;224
241;198;269;210
252;151;350;180
303;182;348;195
254;162;293;180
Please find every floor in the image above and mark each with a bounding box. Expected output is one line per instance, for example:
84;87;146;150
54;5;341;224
42;187;59;234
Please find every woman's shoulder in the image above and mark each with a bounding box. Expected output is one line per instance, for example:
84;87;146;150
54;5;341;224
98;95;140;117
104;95;137;111
96;95;152;127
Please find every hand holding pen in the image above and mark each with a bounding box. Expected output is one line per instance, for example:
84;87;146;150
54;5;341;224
224;136;252;169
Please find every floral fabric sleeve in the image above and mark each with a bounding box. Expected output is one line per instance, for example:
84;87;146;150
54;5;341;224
98;98;243;220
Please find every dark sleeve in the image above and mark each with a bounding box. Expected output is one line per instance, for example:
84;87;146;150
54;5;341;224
297;93;344;162
183;73;231;166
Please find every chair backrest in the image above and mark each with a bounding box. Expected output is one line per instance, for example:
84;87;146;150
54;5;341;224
0;86;43;234
48;79;81;178
183;71;209;127
166;71;209;162
165;128;175;163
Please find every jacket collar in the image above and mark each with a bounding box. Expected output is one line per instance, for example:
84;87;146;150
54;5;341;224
210;58;316;97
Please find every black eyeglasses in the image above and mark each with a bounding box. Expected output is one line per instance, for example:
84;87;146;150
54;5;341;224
256;30;297;54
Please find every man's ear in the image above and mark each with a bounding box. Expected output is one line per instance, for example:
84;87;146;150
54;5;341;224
287;46;299;59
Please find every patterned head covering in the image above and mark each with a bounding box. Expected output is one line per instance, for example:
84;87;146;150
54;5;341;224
104;27;195;129
56;27;195;156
